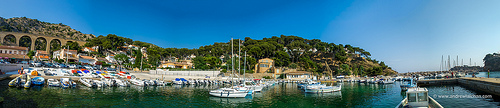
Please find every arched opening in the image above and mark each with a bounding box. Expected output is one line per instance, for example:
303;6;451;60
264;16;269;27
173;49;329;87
19;36;32;48
50;39;62;52
3;34;16;46
35;37;47;51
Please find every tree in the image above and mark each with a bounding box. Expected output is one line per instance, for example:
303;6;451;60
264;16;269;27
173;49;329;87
273;51;290;67
63;42;81;51
27;51;35;60
193;56;208;69
114;54;129;71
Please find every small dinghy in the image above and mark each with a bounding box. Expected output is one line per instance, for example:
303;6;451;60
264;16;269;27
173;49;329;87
47;79;60;87
10;74;32;88
31;77;45;86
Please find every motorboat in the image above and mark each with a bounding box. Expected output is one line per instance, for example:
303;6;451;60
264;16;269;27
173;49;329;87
400;79;416;91
209;88;250;98
60;78;72;88
172;78;184;85
80;77;97;88
11;74;32;89
8;75;21;87
130;79;146;86
114;79;129;87
31;77;45;86
47;79;60;87
379;79;394;84
304;83;342;93
395;88;443;108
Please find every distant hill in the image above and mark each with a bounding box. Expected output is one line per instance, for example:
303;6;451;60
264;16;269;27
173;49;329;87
0;17;94;41
483;53;500;71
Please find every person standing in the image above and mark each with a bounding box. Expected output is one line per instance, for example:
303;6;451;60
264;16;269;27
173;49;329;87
488;69;490;78
21;66;24;74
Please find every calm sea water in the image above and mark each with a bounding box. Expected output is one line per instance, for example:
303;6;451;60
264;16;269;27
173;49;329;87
0;79;499;108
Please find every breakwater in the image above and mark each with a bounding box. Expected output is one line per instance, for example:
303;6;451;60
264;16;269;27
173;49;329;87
418;78;500;96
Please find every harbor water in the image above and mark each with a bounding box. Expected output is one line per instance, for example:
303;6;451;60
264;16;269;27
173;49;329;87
0;79;499;107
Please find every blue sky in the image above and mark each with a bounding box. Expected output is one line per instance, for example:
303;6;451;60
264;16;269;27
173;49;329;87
2;0;500;72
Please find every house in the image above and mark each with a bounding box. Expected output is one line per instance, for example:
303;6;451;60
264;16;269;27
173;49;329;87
0;45;29;62
161;61;189;69
283;71;314;80
53;49;78;62
83;47;96;53
0;45;28;55
79;55;96;65
35;50;50;61
105;55;117;63
254;58;274;73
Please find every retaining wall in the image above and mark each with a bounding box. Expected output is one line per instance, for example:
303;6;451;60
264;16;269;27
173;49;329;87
0;64;29;72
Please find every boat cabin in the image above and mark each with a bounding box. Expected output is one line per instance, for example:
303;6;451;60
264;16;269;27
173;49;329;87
406;88;429;107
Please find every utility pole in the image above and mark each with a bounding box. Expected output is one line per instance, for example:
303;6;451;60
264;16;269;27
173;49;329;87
140;54;143;72
66;46;69;64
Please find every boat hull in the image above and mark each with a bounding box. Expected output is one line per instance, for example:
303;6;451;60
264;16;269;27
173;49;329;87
209;91;248;98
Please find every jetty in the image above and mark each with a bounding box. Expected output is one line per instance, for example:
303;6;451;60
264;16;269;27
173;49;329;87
418;77;500;96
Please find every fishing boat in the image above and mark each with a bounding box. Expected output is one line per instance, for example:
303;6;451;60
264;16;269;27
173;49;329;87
400;79;416;91
395;88;443;108
31;77;45;86
209;88;249;98
47;79;60;87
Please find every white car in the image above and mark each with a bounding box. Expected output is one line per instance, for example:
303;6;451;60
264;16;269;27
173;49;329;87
84;65;93;70
68;64;77;69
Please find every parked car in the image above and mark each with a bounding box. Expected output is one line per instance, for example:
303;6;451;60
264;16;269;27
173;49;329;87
55;63;67;68
106;68;116;71
84;65;93;70
44;63;55;68
32;61;42;67
68;64;77;68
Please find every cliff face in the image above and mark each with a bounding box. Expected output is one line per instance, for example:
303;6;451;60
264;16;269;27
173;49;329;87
483;53;500;71
0;17;94;41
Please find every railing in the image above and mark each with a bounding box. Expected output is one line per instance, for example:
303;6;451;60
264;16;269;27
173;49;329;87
429;97;444;108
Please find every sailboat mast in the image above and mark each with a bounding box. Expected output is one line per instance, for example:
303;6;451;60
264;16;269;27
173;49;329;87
231;38;234;83
244;51;246;81
239;39;241;80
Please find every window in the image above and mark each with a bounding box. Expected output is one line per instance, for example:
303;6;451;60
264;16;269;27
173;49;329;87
408;93;417;102
418;92;427;102
260;64;269;67
9;51;12;54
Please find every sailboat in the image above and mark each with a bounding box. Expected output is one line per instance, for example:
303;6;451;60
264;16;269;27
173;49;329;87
209;38;251;98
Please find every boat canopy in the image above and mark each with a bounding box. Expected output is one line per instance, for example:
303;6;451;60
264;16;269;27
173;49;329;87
77;71;82;73
96;71;102;74
83;70;90;73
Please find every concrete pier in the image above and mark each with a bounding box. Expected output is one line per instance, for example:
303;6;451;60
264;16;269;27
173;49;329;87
417;78;458;86
418;78;500;96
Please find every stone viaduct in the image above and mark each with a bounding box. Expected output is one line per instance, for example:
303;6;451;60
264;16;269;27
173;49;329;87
0;32;87;52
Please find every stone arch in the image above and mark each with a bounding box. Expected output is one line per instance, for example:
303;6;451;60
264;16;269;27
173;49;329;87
19;36;32;48
35;37;47;51
49;39;62;52
3;34;16;46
